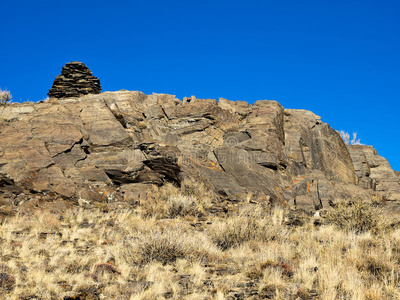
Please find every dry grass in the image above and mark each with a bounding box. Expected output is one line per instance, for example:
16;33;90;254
121;226;219;266
0;183;399;299
209;204;288;250
325;199;388;234
142;179;214;219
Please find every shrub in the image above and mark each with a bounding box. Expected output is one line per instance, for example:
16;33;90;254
325;199;386;234
247;260;293;279
0;89;12;105
180;179;215;208
143;179;215;218
0;272;15;291
356;255;394;279
208;205;285;250
339;130;362;145
165;195;200;218
124;227;216;265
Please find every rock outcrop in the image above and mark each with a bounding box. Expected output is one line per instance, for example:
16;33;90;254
0;90;399;215
48;62;101;98
348;145;400;201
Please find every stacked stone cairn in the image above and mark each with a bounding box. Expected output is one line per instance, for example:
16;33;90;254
48;61;101;98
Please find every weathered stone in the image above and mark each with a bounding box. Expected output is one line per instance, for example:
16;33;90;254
284;109;356;184
143;105;165;119
348;145;400;201
121;183;153;204
79;100;132;147
48;62;101;98
218;98;235;111
0;89;398;214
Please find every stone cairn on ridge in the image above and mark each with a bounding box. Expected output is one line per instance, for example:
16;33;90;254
48;61;101;98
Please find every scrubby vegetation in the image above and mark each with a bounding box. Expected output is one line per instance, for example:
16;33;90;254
0;89;12;105
340;130;362;145
0;182;399;299
325;199;387;234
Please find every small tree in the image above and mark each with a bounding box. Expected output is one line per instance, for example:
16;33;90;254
0;89;12;105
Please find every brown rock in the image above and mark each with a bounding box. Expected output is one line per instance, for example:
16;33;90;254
48;62;101;99
348;145;400;201
0;90;398;214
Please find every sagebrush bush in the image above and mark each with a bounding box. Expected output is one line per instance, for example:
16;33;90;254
124;227;217;265
0;89;12;105
143;179;215;218
165;195;200;218
325;199;386;234
180;179;215;208
209;205;286;250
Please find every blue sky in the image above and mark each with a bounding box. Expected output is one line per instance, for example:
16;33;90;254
1;0;399;171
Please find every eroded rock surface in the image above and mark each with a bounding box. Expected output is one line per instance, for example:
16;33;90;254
48;62;101;98
348;145;400;202
0;90;399;215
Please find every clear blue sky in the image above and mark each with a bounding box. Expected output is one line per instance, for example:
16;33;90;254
1;0;399;171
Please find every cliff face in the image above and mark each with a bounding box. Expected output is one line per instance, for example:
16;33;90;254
0;91;399;215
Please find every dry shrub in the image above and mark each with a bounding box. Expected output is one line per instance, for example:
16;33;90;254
209;205;285;250
325;199;387;234
144;179;215;218
0;272;15;291
296;288;312;300
356;255;396;280
0;89;12;105
247;259;293;280
165;195;200;218
123;227;217;265
91;263;121;281
180;179;215;208
94;263;121;275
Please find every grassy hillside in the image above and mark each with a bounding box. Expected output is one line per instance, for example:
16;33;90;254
0;182;399;299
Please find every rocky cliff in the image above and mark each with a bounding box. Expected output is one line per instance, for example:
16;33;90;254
0;91;399;216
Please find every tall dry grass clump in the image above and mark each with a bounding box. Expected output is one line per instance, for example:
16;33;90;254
122;226;219;266
142;179;215;218
325;199;387;234
209;204;288;250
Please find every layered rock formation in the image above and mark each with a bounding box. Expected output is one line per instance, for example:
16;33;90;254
48;62;101;98
0;90;399;215
348;145;400;201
